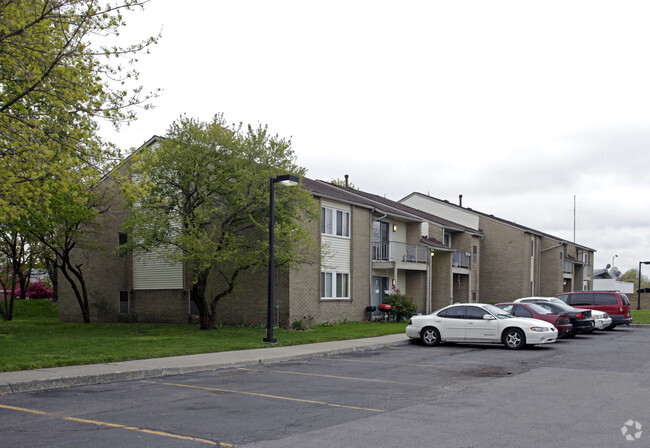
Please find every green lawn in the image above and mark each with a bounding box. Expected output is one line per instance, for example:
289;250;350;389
0;300;407;372
631;309;650;324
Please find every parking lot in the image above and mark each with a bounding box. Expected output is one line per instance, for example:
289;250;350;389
1;327;649;447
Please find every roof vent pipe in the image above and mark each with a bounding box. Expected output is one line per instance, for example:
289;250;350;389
459;194;463;207
345;174;349;188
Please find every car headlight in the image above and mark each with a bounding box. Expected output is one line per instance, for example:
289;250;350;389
530;327;549;332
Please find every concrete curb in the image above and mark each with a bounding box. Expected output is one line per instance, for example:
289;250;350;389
0;334;410;395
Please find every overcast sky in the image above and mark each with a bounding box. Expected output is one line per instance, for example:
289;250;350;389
103;0;650;275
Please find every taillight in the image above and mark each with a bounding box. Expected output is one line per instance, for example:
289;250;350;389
575;312;584;320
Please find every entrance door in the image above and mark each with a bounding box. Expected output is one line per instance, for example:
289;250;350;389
372;276;389;309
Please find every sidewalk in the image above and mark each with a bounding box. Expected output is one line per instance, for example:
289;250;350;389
0;333;409;396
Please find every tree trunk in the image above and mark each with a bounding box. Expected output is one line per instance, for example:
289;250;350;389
192;269;216;330
59;258;91;323
46;257;59;302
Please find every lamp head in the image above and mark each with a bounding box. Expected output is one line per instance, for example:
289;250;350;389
274;174;299;186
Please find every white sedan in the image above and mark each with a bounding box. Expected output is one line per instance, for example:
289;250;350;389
406;303;558;350
591;309;612;330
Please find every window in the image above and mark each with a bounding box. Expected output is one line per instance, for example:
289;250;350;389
118;233;128;257
568;293;593;306
119;290;129;314
439;306;464;318
321;207;350;237
499;304;514;314
594;293;617;305
531;239;535;258
513;305;533;318
443;233;451;247
472;245;478;264
466;306;488;319
189;290;200;315
321;271;349;299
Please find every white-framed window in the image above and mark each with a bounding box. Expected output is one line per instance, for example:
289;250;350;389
443;233;451;247
321;271;350;299
321;207;350;237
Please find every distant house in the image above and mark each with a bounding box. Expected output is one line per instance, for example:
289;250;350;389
400;192;596;301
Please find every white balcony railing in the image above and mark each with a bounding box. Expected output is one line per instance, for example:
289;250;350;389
372;241;427;264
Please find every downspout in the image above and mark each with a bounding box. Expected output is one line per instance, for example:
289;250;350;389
537;237;542;296
426;249;432;314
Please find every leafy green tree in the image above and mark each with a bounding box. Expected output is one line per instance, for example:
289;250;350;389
0;0;157;220
621;268;649;291
0;0;157;321
330;177;358;190
27;181;114;323
123;115;320;330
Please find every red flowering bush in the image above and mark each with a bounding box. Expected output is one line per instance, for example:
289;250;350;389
26;281;53;299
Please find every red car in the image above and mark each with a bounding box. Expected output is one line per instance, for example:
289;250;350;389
495;302;573;338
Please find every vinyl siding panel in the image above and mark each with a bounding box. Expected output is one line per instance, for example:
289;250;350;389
133;248;183;290
322;235;351;271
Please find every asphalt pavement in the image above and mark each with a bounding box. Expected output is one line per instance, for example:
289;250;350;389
0;333;408;395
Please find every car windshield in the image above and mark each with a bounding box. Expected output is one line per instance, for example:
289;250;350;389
482;304;512;319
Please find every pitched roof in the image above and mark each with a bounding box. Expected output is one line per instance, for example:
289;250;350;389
301;178;483;237
404;192;595;252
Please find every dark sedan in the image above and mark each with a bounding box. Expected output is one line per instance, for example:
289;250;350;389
495;302;573;338
528;300;595;337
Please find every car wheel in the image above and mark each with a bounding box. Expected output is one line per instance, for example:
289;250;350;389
605;324;617;330
420;327;440;346
503;328;526;350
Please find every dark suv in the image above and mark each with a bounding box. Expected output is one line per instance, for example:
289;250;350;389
555;291;632;329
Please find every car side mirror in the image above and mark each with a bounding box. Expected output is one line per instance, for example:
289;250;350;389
483;314;496;320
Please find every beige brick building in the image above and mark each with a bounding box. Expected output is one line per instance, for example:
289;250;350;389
400;192;595;302
58;164;483;325
58;141;593;325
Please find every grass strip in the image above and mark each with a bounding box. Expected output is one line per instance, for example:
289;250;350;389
0;300;406;372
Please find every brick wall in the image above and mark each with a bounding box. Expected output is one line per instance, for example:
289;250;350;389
288;203;372;325
477;218;528;301
58;174;131;323
431;252;452;310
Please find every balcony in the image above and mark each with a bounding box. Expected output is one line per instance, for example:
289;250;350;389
372;241;428;264
563;260;573;274
452;251;470;268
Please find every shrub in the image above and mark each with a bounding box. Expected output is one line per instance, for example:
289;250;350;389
291;320;307;331
384;294;417;321
26;282;53;299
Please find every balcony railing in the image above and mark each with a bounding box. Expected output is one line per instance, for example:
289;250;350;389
372;241;427;264
452;252;470;268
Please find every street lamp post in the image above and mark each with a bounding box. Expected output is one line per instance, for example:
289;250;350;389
264;174;300;344
638;261;650;311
